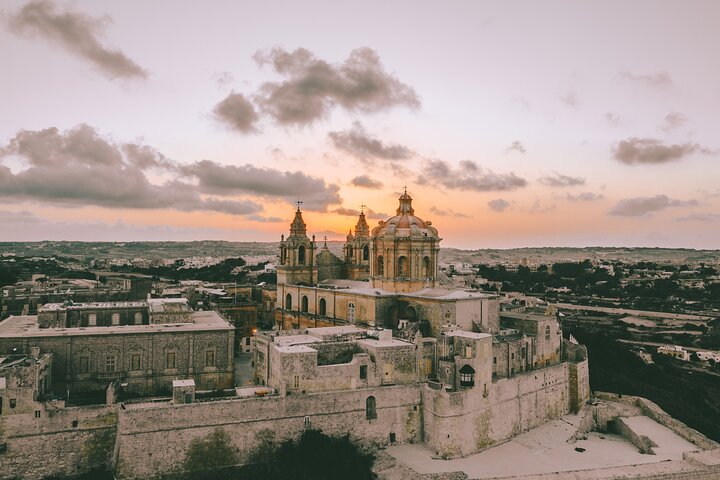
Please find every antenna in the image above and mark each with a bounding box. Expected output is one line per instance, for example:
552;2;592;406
295;199;303;211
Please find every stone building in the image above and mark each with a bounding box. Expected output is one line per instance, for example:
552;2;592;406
0;300;234;396
0;347;52;417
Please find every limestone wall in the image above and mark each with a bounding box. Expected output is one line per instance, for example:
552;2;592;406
422;362;572;458
594;392;720;451
0;404;117;480
115;385;422;479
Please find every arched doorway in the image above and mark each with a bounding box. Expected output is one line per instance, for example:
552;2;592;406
285;293;292;310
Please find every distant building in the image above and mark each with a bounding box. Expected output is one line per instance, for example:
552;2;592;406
657;345;690;361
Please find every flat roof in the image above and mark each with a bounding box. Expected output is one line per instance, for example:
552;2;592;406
358;338;414;348
0;311;232;338
306;325;365;336
444;330;492;340
172;379;195;387
275;344;317;353
39;301;147;311
301;279;495;301
273;334;322;347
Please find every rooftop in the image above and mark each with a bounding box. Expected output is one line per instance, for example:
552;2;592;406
307;279;495;301
0;311;232;338
39;301;147;312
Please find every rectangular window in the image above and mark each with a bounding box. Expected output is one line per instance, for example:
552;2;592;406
293;375;299;388
131;354;141;371
111;313;120;326
493;357;497;365
134;312;142;325
105;355;117;373
511;352;515;360
166;352;176;369
88;314;97;326
246;337;251;345
79;356;89;374
465;346;472;358
9;398;16;409
205;350;215;367
359;365;367;380
34;410;41;418
347;302;355;322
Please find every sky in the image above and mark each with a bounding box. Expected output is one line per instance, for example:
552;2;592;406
0;0;719;249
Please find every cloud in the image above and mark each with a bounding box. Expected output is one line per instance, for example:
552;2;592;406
561;90;578;107
659;111;688;133
213;92;260;133
619;70;673;89
612;138;712;165
564;192;604;202
417;159;527;192
429;206;471;218
180;160;341;211
329;121;412;161
212;71;234;88
349;174;383;189
7;0;147;80
252;47;420;126
0;124;264;216
609;194;698;217
0;210;276;242
675;213;720;223
332;207;387;220
605;112;620;126
526;200;556;213
488;198;510;212
538;172;585;187
505;141;526;154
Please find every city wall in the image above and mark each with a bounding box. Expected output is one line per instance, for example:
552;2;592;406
422;362;579;458
0;404;117;480
114;385;422;479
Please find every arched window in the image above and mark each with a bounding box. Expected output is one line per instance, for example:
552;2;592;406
545;325;551;340
285;293;292;310
366;396;377;420
281;246;286;265
363;245;369;261
298;246;306;265
301;295;309;313
377;256;384;276
459;365;475;387
318;298;327;316
423;256;431;277
398;256;409;277
348;245;354;259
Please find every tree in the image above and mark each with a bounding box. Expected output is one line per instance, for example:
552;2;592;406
184;428;237;478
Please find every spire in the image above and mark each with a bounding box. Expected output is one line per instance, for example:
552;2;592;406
289;208;307;237
354;205;370;237
396;190;415;215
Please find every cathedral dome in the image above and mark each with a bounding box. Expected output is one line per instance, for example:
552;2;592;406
371;191;440;240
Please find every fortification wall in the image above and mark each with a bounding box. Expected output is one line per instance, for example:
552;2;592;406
0;404;117;480
422;362;573;458
114;385;421;479
594;392;720;451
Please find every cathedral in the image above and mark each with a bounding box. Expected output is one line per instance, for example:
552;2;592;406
275;190;498;336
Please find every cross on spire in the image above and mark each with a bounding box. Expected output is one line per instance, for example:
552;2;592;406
360;204;367;214
295;199;303;211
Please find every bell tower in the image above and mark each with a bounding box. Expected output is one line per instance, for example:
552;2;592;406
343;206;371;280
276;202;318;286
